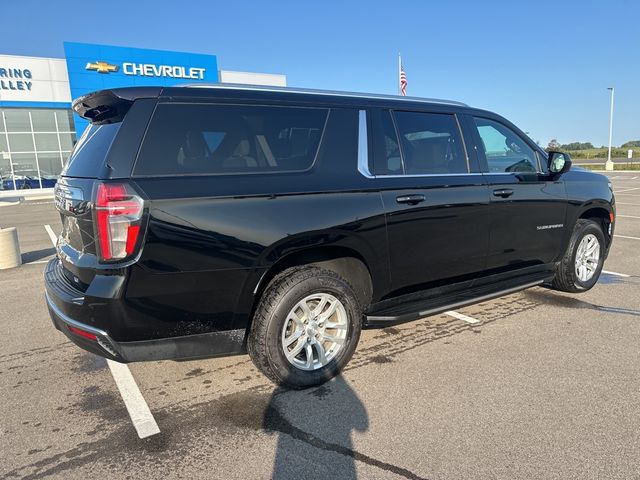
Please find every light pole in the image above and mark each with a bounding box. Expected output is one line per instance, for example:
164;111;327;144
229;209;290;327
605;87;615;171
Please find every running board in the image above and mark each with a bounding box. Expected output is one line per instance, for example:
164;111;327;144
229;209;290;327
364;276;549;328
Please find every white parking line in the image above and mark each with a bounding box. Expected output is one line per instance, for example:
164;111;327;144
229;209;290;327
44;223;160;439
615;234;640;241
107;360;161;439
618;215;640;219
616;202;640;206
44;224;57;246
444;310;480;324
602;270;630;278
615;188;640;193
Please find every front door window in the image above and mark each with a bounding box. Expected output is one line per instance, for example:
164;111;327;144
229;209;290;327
474;117;539;173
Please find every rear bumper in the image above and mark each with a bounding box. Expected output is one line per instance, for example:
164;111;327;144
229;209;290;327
44;259;246;362
47;290;125;360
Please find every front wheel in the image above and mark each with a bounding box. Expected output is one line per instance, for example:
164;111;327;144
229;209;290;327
552;219;605;293
248;266;362;389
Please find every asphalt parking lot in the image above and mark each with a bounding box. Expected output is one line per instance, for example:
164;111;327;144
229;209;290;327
1;172;639;480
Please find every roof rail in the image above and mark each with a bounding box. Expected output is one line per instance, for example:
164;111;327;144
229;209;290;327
177;83;469;107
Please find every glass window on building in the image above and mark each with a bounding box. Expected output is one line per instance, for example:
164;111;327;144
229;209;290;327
4;110;31;132
31;110;58;131
0;108;76;190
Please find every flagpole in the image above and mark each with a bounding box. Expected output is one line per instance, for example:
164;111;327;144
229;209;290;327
398;53;401;95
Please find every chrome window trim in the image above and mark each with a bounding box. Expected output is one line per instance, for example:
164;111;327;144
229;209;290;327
483;172;543;176
364;172;485;179
357;110;373;178
483;169;546;176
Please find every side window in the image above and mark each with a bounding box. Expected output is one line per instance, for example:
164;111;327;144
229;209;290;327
393;111;467;175
134;104;328;176
62;123;121;177
473;117;539;173
372;110;403;175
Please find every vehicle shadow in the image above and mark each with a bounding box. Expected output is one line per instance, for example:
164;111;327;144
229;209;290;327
264;374;368;479
526;289;640;317
21;247;56;263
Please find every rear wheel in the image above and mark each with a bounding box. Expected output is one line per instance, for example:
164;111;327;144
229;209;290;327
248;266;362;389
552;219;605;293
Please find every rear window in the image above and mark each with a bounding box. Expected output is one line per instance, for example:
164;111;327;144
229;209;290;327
134;104;328;176
61;123;121;178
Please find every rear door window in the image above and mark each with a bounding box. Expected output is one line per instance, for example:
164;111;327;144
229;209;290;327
134;104;328;176
371;110;403;175
393;111;467;175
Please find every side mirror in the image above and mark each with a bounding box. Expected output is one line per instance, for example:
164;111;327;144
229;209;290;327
548;151;572;175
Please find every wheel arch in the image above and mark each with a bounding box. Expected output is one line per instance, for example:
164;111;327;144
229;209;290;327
578;205;613;247
243;246;374;336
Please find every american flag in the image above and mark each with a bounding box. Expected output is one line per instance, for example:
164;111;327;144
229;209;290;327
399;63;407;96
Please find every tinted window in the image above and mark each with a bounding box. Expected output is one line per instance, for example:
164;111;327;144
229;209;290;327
473;117;539;173
372;110;403;175
135;104;328;176
62;123;121;178
393;111;467;174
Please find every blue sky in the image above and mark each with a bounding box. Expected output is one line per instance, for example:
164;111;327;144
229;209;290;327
3;0;638;146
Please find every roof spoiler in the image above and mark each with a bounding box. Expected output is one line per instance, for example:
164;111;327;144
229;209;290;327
72;87;162;123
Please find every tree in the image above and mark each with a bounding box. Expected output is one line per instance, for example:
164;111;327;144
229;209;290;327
562;142;594;150
621;140;640;148
547;139;561;151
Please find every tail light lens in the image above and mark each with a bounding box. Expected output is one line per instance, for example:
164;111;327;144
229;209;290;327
94;183;144;261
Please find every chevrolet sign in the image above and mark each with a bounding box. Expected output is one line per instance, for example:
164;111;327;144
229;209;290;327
65;42;219;136
85;60;205;80
122;63;206;79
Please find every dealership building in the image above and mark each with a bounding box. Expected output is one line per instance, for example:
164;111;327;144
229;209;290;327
0;42;286;190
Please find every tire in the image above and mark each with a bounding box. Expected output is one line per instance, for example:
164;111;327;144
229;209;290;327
248;266;362;389
552;219;605;293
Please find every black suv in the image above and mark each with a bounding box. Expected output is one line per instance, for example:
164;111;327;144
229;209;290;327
45;85;615;388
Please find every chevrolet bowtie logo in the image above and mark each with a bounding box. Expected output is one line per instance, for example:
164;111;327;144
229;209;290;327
85;61;119;74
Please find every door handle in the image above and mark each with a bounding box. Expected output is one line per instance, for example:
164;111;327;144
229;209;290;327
492;188;514;198
396;194;426;205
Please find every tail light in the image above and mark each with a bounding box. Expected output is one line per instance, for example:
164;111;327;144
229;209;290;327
94;183;144;262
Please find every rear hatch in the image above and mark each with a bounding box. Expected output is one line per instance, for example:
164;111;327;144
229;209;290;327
55;88;159;288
